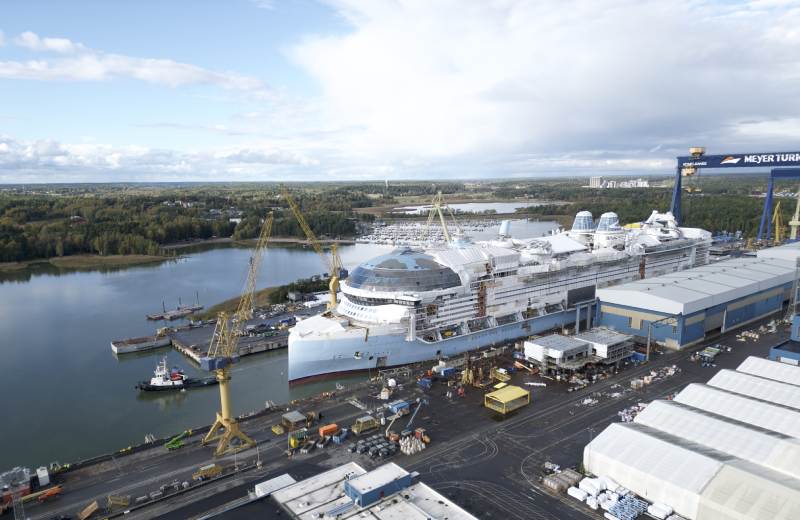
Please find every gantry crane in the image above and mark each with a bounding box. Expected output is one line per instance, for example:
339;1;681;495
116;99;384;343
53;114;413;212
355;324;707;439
790;190;800;240
199;212;274;456
425;191;463;244
281;186;345;310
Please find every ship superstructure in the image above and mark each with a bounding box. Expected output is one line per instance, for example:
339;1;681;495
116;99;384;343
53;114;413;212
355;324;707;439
288;210;711;381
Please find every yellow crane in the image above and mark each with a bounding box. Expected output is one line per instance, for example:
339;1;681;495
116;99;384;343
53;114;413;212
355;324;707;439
200;212;274;456
281;186;344;310
790;190;800;240
425;191;462;243
772;200;784;246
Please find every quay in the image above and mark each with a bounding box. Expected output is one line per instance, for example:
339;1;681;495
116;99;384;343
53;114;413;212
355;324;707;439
112;305;320;363
169;325;288;364
26;317;786;520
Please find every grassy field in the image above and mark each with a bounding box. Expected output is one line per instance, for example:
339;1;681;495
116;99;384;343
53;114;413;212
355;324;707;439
197;286;278;320
0;254;169;273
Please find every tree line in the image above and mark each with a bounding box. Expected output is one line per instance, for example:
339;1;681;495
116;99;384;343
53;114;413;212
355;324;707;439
0;188;373;262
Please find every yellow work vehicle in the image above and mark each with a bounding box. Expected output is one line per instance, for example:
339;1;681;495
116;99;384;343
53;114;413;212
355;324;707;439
351;415;379;436
192;463;222;481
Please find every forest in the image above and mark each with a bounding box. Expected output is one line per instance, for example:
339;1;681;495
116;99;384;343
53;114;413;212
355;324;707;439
0;185;373;262
0;174;786;263
508;175;782;237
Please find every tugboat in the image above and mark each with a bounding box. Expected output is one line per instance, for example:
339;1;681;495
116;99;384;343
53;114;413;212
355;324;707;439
136;357;218;392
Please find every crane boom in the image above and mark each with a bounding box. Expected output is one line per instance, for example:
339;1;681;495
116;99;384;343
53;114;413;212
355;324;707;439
773;201;784;246
281;186;342;309
790;189;800;240
208;212;273;359
425;191;462;244
201;212;273;456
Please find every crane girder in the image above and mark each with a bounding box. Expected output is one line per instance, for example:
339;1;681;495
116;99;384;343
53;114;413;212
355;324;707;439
281;186;340;309
207;212;273;360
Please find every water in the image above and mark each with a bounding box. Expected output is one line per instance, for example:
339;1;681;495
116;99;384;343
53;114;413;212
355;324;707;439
394;201;548;215
0;243;390;470
0;221;557;470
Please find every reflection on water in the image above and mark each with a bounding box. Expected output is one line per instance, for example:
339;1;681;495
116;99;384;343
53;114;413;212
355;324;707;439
0;243;390;469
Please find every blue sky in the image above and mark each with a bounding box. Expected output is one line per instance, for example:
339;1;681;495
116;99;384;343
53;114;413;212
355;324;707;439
1;0;799;182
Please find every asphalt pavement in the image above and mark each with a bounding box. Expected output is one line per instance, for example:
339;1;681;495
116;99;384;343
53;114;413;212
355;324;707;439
27;319;786;520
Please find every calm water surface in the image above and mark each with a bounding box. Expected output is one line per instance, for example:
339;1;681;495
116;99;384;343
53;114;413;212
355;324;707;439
0;221;556;469
395;201;549;215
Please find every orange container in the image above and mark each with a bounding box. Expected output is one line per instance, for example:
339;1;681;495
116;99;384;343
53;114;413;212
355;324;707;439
318;423;339;437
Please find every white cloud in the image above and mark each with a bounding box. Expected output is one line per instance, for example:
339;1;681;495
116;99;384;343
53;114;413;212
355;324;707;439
251;0;275;9
14;30;86;53
5;1;800;181
288;0;800;170
0;134;319;182
1;31;270;97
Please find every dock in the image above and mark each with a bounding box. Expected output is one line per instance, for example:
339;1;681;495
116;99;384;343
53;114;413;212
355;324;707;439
165;305;319;363
146;304;203;321
169;325;288;364
24;317;788;520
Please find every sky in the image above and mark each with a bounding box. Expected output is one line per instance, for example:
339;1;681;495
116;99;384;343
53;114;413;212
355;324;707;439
0;0;799;183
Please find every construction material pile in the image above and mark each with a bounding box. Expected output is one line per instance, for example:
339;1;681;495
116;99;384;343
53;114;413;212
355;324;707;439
400;436;426;455
617;403;648;423
608;495;648;519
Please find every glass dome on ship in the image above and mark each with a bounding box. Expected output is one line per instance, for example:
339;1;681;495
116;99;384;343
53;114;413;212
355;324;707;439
347;249;462;293
288;197;712;382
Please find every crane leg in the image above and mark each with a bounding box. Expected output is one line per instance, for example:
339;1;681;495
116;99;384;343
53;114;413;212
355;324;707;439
202;369;256;456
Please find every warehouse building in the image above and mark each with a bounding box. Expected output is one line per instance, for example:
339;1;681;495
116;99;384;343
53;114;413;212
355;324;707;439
769;315;800;365
269;461;478;519
583;356;800;519
595;243;800;349
523;328;632;372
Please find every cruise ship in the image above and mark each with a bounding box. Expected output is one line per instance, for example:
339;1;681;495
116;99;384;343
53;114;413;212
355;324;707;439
288;210;711;382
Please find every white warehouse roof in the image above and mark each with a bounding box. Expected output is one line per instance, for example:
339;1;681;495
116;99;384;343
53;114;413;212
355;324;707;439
584;357;800;520
634;400;800;480
757;241;800;263
737;355;800;387
271;462;478;520
707;369;800;411
597;256;795;315
675;384;800;440
584;422;725;517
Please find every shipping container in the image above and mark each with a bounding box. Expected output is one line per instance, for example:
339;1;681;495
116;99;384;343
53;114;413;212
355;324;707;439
318;423;339;437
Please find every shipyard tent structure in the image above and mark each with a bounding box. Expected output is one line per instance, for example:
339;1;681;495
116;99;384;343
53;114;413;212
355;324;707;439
674;384;800;439
737;355;800;386
706;369;800;410
583;356;800;520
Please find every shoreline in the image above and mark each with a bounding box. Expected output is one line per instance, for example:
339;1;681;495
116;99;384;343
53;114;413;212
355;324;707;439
162;236;356;251
355;198;567;217
0;254;170;273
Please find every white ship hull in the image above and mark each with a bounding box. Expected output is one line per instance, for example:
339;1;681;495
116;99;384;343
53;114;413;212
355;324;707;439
288;210;711;381
288;306;592;381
